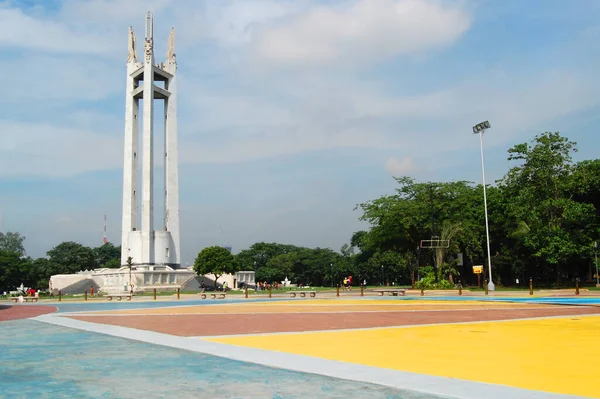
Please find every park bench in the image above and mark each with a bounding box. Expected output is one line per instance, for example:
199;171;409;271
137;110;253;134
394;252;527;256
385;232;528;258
106;294;133;301
289;291;316;298
11;297;38;303
200;292;226;299
373;289;406;296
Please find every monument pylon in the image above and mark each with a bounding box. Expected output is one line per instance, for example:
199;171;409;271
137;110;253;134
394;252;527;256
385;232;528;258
121;12;181;269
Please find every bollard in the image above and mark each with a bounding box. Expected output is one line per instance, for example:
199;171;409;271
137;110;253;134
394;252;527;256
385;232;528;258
360;285;364;297
420;287;424;296
153;288;157;300
177;288;180;300
529;278;533;296
244;287;248;299
269;286;272;298
84;290;88;301
484;280;488;295
576;278;580;296
58;290;62;302
336;284;340;297
458;281;462;296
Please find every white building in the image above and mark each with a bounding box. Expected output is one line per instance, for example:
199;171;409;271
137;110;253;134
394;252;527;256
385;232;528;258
50;266;196;295
49;268;254;295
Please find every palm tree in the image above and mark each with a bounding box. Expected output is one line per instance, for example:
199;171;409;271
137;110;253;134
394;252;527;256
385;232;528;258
435;221;462;284
438;260;460;284
510;220;530;238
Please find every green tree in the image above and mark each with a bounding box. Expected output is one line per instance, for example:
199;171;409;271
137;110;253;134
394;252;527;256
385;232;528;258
355;177;486;286
499;132;595;283
30;257;60;290
0;232;26;256
0;250;30;291
235;242;297;271
46;241;97;274
93;242;121;268
258;252;296;283
194;246;237;288
368;250;406;286
356;178;485;257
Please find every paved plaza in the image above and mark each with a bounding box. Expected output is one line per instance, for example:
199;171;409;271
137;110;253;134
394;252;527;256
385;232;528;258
1;295;599;398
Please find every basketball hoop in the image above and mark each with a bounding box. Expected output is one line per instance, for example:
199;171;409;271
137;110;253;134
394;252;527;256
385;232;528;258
419;239;450;249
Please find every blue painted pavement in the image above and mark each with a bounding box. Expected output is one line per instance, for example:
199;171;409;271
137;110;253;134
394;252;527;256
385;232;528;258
0;319;441;399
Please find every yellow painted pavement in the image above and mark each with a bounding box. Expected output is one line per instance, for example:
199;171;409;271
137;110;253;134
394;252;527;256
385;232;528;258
208;315;600;398
262;299;544;307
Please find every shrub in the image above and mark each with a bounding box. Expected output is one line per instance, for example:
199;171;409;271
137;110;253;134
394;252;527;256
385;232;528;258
415;266;454;290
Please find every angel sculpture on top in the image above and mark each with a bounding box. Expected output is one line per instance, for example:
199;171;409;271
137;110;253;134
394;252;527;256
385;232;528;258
166;27;176;64
127;26;137;63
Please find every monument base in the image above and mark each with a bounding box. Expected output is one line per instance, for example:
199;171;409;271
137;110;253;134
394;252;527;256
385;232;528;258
50;265;196;295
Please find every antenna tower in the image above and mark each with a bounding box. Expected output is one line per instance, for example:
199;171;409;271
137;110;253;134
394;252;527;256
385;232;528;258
104;214;108;244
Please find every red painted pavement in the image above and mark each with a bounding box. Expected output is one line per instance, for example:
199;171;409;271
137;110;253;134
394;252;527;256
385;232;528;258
68;306;600;337
0;304;56;321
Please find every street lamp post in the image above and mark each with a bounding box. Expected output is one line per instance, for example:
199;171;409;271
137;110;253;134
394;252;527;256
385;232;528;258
330;263;333;287
595;242;599;288
473;120;495;291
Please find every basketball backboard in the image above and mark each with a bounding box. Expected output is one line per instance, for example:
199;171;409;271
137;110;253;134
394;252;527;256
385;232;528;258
419;239;450;249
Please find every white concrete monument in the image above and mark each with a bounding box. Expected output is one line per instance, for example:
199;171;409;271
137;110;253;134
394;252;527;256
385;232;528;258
48;13;200;295
121;12;181;269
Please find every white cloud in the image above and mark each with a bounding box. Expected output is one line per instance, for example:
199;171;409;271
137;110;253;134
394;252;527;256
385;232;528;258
175;64;600;166
59;0;173;24
5;63;596;178
385;156;416;176
251;0;471;67
0;55;121;103
0;4;115;54
202;0;303;46
0;120;122;177
1;0;599;180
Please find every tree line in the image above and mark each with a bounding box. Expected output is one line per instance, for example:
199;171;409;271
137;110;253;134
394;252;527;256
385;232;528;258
350;132;600;288
0;236;121;292
2;131;599;292
195;132;600;289
194;242;354;288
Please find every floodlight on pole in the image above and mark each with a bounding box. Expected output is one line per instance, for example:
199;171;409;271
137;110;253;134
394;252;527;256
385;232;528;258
473;120;495;292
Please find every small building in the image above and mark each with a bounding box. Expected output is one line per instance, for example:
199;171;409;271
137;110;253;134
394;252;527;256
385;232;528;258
198;271;255;289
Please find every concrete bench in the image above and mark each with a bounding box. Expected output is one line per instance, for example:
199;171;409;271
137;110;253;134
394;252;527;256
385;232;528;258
200;293;226;299
11;297;38;303
289;291;316;298
106;294;132;301
373;289;406;296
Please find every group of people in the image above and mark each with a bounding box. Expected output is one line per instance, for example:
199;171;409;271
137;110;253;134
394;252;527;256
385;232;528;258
4;287;41;303
342;276;353;290
256;281;281;291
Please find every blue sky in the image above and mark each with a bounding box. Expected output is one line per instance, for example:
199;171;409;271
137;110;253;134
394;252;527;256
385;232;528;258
1;0;600;264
